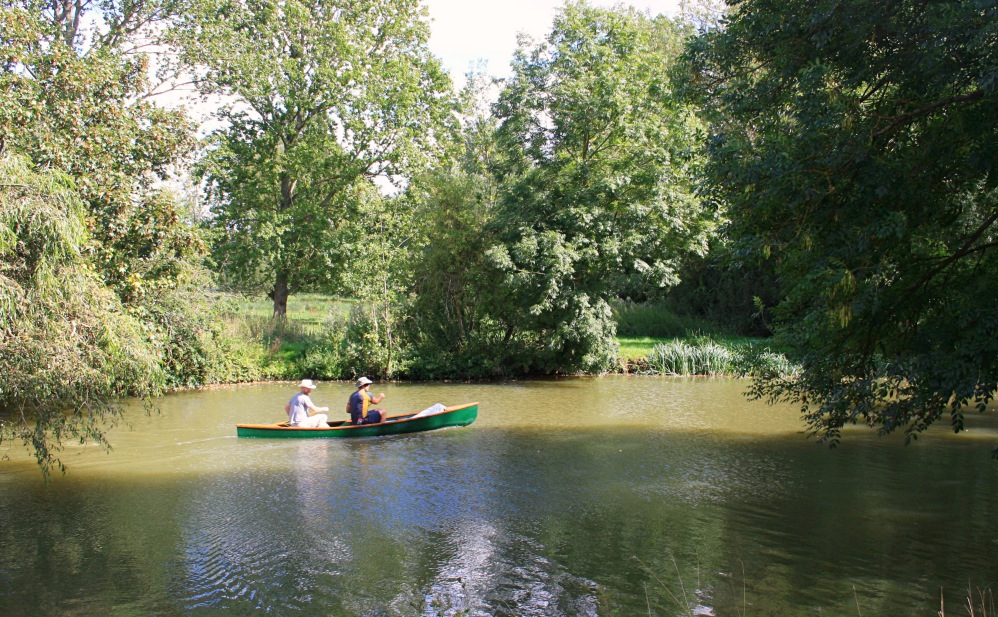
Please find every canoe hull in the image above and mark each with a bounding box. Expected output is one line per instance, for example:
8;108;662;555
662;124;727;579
235;402;478;439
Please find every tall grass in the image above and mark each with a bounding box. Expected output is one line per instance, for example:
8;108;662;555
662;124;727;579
647;338;735;375
217;293;357;380
643;335;799;378
238;315;317;345
613;301;717;338
225;293;352;333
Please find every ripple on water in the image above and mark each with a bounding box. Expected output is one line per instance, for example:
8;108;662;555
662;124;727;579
417;523;602;617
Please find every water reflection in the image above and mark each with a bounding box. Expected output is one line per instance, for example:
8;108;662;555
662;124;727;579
1;379;996;616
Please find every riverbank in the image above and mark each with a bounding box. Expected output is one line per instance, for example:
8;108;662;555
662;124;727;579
219;294;796;381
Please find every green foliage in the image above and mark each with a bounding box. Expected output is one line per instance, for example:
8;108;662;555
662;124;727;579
683;0;998;445
613;301;716;338
0;0;201;302
663;236;780;336
733;345;800;381
647;338;734;376
136;288;263;388
403;165;503;379
0;155;163;476
219;295;363;381
0;2;265;472
644;334;797;377
482;2;714;375
178;0;457;316
337;187;422;379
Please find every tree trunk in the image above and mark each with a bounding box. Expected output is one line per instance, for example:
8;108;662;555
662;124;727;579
272;271;289;318
272;172;295;319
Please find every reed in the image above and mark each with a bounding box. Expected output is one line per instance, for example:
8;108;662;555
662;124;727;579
938;585;996;617
641;336;798;378
646;338;736;376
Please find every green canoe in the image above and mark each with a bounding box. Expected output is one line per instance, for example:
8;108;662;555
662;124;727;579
235;402;478;439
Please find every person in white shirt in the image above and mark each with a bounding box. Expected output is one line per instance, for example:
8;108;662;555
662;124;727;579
284;379;329;427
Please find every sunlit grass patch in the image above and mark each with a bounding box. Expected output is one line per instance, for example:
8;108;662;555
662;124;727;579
618;336;671;361
225;293;352;333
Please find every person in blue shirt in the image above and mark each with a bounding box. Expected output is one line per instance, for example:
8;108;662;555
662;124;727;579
347;377;386;425
284;379;330;427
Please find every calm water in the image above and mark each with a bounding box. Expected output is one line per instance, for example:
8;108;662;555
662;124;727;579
1;378;996;616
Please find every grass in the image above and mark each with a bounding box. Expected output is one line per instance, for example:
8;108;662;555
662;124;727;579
226;293;353;335
618;334;765;362
614;302;796;377
613;300;717;338
219;293;356;380
618;336;671;361
619;334;797;378
647;337;736;376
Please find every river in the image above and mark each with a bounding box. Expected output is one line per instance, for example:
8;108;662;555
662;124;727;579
1;378;996;616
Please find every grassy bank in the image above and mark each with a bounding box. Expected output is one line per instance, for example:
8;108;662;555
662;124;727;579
221;295;797;380
220;294;354;381
613;301;796;377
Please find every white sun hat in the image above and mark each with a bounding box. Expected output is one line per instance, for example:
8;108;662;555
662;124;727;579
355;377;373;388
298;379;318;389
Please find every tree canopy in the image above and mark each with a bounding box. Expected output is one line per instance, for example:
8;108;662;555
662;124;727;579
684;0;998;445
484;2;713;373
178;0;456;316
0;154;164;475
1;0;253;474
1;0;201;302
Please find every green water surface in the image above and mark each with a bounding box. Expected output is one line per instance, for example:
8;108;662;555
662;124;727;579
1;378;996;616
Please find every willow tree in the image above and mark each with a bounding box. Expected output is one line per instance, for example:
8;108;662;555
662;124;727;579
485;2;713;373
0;155;162;476
178;0;455;317
684;0;998;446
0;1;260;474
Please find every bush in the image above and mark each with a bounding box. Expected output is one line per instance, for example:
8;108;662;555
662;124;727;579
140;289;263;388
0;155;164;474
733;345;801;379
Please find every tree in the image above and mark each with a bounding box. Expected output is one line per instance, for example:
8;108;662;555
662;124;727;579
334;184;418;379
0;0;201;303
683;0;998;446
0;154;163;476
178;0;455;317
397;72;507;379
1;1;254;473
486;2;713;373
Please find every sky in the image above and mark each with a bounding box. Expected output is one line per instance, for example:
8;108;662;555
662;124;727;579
422;0;682;86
